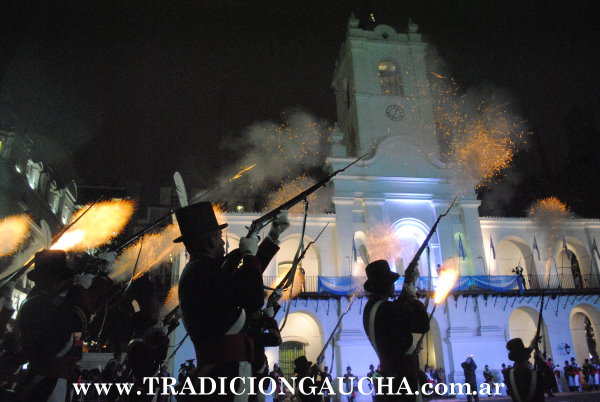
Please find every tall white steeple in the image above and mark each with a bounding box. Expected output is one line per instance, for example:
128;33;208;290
330;15;443;180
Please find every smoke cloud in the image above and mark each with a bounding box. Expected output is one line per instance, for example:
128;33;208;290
209;109;332;210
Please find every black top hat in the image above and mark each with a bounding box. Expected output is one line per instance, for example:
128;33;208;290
294;356;312;369
173;202;228;243
27;250;74;283
506;338;532;362
364;260;400;293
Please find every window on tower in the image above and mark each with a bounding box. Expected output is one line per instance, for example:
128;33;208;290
378;61;403;96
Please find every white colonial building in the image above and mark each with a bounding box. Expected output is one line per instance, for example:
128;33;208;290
173;16;600;398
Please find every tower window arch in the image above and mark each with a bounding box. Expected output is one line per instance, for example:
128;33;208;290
378;61;404;96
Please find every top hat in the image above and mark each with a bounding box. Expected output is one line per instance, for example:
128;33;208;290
173;202;228;243
363;260;400;293
294;356;312;370
506;338;532;362
27;250;74;283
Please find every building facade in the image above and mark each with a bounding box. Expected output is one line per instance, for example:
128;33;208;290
0;104;78;310
172;17;600;396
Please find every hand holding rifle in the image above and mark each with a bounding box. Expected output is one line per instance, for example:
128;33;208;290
398;197;457;304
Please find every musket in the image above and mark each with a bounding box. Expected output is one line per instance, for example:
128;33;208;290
316;296;356;365
266;222;330;316
0;196;102;288
397;197;457;302
244;153;369;238
530;293;545;369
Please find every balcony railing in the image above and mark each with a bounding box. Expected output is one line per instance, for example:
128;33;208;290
261;274;600;296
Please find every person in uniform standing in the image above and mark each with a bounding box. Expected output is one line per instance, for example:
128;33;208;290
461;356;479;402
175;202;289;401
505;338;554;402
362;260;430;401
15;249;113;402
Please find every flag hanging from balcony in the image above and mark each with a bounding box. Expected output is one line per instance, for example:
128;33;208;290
533;236;540;261
459;235;466;260
352;238;357;262
593;237;600;259
490;235;496;260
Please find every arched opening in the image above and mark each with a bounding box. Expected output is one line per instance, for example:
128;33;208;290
558;249;583;289
570;305;600;364
25;159;43;190
277;312;323;377
392;219;432;276
276;236;320;277
378;60;403;96
352;231;369;277
47;181;60;214
557;238;592;288
496;237;537;288
508;306;552;361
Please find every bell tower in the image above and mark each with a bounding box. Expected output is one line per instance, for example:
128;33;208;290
331;14;441;176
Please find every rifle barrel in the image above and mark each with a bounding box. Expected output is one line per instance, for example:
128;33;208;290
247;153;369;238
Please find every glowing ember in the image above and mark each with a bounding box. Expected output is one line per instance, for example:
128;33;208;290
434;267;458;304
429;72;527;191
529;197;569;256
110;223;184;282
53;200;135;252
230;164;257;181
449;123;514;188
264;175;332;214
51;230;84;251
218;112;332;194
0;214;31;256
159;284;179;321
366;221;403;268
529;197;568;218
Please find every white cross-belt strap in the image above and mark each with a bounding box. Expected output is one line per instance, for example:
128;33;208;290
509;368;537;402
367;300;385;357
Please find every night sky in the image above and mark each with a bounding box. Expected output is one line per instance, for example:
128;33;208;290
1;1;599;216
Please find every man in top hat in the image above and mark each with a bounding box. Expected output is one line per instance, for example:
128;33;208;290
505;337;553;402
15;249;113;401
175;202;289;401
362;260;429;401
344;365;358;402
293;356;322;402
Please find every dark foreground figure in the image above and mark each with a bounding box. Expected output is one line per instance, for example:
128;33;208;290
362;260;430;401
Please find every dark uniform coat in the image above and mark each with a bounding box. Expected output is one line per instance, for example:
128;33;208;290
16;276;112;402
363;296;429;401
506;360;553;402
177;239;279;401
461;358;479;402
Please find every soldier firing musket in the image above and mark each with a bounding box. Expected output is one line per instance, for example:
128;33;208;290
362;198;456;401
174;201;289;402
